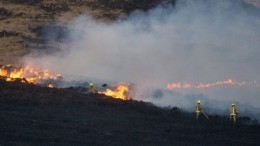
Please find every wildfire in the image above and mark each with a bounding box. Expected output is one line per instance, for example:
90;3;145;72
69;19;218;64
167;79;247;90
47;84;55;88
99;84;129;100
0;64;61;87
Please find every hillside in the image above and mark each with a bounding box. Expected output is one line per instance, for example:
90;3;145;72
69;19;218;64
0;79;259;145
0;0;175;64
1;0;260;145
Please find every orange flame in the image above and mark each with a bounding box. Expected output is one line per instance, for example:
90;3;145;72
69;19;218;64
0;64;61;87
48;84;55;88
167;79;247;90
100;84;129;100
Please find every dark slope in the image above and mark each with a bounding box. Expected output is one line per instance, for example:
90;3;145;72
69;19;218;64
0;80;259;145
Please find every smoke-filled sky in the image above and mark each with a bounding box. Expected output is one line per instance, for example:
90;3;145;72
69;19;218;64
24;0;260;118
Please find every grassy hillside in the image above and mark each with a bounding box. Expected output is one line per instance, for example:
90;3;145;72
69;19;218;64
0;0;174;64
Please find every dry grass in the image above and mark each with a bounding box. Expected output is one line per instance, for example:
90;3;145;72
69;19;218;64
1;0;158;64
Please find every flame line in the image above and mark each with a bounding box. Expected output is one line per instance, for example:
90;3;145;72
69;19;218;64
0;64;61;87
167;79;250;90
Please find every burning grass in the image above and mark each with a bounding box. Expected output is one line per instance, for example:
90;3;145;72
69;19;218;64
99;84;130;100
0;64;131;100
0;64;61;87
167;79;249;90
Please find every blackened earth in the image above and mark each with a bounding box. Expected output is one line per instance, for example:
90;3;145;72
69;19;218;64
0;79;259;145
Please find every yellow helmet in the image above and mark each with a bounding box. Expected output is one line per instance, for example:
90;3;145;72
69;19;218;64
197;100;201;104
232;103;235;106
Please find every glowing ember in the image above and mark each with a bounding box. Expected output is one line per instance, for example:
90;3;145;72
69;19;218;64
48;84;55;88
0;64;61;87
100;84;129;100
167;79;247;90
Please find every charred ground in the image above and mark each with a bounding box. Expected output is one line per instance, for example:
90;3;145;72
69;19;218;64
0;79;259;145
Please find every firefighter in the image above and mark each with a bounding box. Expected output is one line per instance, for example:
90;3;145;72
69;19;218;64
89;81;95;94
230;103;238;124
195;100;202;120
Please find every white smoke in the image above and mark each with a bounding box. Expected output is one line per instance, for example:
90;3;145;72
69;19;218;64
23;0;260;119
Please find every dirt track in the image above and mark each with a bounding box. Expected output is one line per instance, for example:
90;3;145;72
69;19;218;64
0;79;259;145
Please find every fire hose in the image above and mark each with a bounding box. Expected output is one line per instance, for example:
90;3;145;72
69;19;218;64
201;110;209;120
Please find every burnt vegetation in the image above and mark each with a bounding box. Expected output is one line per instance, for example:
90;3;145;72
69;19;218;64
0;79;259;145
96;0;175;13
0;7;13;20
0;30;19;38
2;0;43;5
39;2;70;14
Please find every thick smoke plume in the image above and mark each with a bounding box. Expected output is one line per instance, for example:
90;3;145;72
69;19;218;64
24;0;260;119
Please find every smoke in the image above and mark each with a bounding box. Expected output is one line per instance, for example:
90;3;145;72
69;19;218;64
23;0;260;119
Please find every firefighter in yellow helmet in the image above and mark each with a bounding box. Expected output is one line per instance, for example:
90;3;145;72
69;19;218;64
195;100;202;120
230;103;238;124
89;81;95;94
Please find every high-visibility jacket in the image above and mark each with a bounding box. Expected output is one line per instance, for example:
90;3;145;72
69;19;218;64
196;104;201;113
230;106;238;116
